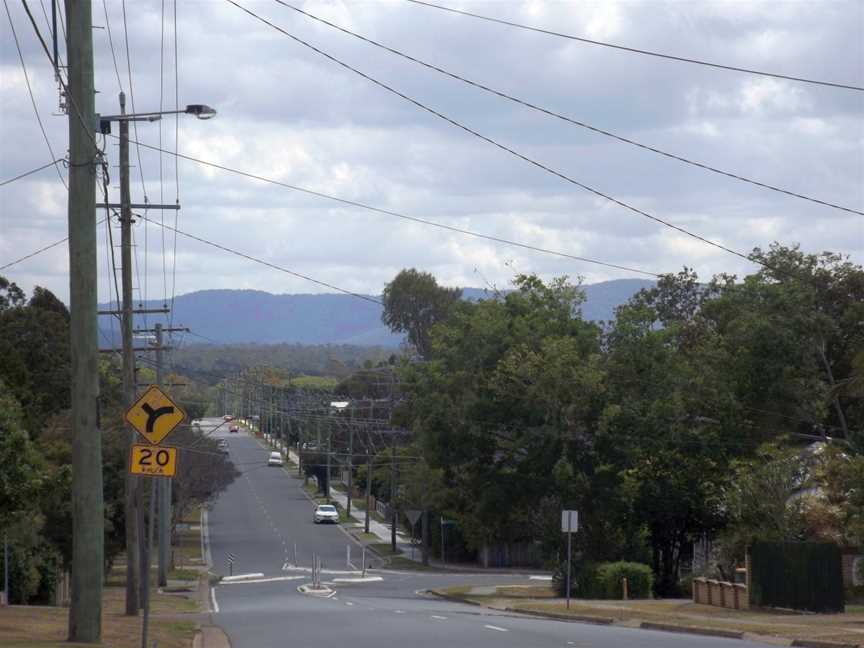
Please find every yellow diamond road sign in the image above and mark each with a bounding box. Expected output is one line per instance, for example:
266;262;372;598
125;384;186;445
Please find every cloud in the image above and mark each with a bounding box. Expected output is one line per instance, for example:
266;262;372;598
0;0;861;308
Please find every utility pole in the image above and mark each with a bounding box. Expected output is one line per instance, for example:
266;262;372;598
346;424;354;517
119;90;140;616
155;324;166;588
365;452;372;534
67;0;104;641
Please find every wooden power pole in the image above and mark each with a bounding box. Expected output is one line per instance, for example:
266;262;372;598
66;0;104;641
119;90;140;616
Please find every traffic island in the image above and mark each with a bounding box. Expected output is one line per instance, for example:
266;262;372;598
429;586;864;647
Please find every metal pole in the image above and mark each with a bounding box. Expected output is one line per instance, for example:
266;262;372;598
67;0;103;640
141;479;156;648
325;426;331;499
390;444;397;552
566;517;572;610
441;517;445;566
3;533;8;605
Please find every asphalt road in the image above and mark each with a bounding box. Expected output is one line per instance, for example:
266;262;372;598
202;418;776;648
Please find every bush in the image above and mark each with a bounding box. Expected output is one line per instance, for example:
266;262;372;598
555;560;653;599
595;561;654;599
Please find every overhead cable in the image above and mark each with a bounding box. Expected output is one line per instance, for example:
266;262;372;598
0;159;65;187
227;0;774;272
279;1;862;217
4;0;67;188
120;136;662;278
406;0;864;92
132;212;383;305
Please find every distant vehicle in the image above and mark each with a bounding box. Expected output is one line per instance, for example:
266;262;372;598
313;504;339;524
191;419;201;428
217;439;229;454
223;414;234;421
229;425;239;433
267;451;283;467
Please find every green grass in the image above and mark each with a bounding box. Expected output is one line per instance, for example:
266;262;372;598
167;568;200;581
369;543;403;556
290;375;339;389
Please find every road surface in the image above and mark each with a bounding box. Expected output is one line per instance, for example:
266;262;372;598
201;418;775;648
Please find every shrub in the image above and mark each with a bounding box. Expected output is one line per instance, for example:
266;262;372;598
555;560;653;599
595;561;654;599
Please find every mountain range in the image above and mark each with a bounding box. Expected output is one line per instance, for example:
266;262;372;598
98;279;654;347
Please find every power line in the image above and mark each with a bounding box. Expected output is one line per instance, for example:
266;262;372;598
0;217;109;272
0;159;65;187
406;0;864;92
4;0;67;188
132;211;383;305
279;2;863;217
120;136;661;279
169;0;181;330
101;0;124;92
227;1;771;273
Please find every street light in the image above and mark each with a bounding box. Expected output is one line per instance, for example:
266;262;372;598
97;103;217;134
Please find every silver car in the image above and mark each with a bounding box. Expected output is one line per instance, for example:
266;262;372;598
313;504;339;524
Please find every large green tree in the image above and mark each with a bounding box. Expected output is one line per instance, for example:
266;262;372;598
382;269;462;359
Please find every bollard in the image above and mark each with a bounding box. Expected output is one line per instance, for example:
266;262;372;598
622;576;629;601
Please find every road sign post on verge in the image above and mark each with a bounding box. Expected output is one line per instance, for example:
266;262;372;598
562;510;578;610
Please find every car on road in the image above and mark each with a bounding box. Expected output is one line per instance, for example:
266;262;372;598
267;451;283;467
229;425;239;433
223;414;234;421
313;504;339;524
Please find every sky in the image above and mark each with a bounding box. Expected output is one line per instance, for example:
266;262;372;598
1;0;862;307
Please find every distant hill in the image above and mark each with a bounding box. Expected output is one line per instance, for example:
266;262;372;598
98;279;653;348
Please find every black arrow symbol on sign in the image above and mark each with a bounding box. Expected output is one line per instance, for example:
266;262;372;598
141;402;175;434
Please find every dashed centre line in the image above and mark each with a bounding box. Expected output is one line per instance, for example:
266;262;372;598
484;624;508;632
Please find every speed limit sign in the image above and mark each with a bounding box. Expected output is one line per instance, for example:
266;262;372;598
129;444;178;478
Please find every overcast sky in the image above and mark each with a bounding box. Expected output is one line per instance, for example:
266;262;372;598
1;0;862;307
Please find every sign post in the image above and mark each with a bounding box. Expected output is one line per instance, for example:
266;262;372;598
405;509;422;560
561;510;578;610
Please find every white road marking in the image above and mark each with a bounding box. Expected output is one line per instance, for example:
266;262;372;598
345;601;354;606
394;610;405;614
210;588;219;613
220;575;305;585
484;625;508;632
431;615;447;620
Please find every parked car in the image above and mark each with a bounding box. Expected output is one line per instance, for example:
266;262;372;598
229;425;239;433
267;451;283;467
223;414;234;421
313;504;339;524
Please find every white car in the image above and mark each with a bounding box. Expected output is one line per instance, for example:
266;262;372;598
267;451;283;467
313;504;339;524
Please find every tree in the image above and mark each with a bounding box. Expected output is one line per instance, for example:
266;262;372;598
382;269;462;359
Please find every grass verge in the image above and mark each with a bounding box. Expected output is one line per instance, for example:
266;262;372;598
434;586;864;646
0;585;199;648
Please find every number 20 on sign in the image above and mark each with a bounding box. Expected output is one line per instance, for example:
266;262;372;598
130;443;178;477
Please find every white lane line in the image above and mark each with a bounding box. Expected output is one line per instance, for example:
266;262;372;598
394;610;405;614
210;587;220;613
345;601;354;606
484;625;508;632
431;615;447;620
